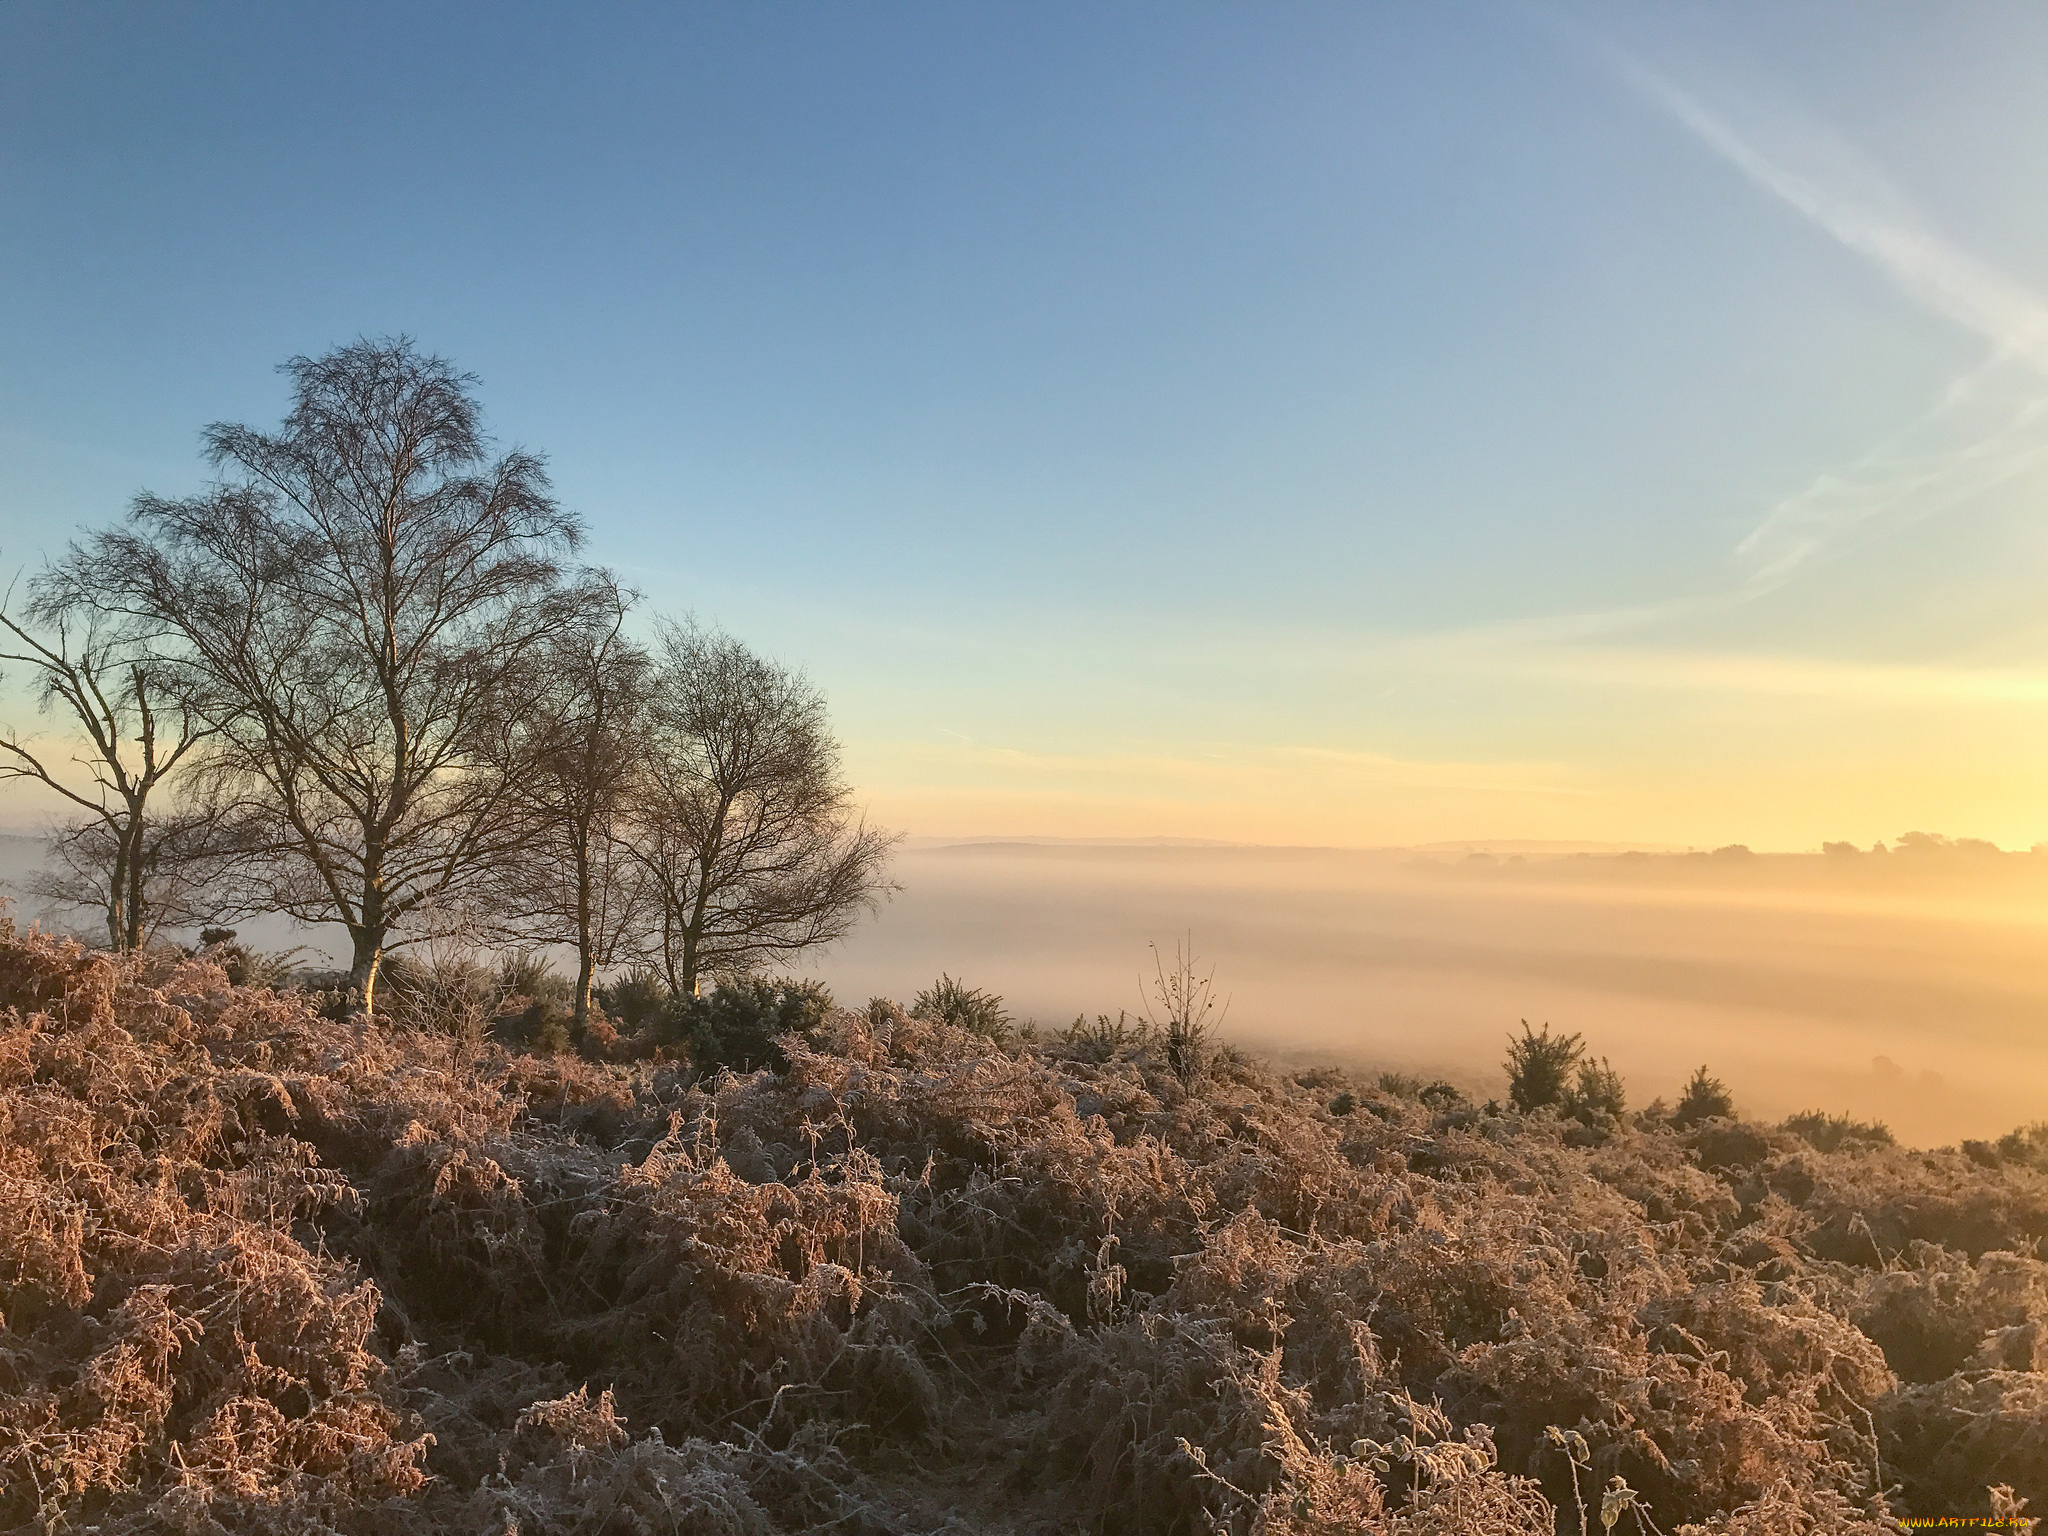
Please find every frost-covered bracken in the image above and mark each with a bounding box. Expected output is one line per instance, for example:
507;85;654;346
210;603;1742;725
0;923;2042;1533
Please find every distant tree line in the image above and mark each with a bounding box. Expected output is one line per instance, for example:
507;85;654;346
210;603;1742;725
0;337;894;1021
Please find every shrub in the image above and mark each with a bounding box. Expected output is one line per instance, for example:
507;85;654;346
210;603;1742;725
595;966;685;1040
499;950;571;1002
1504;1020;1582;1112
1783;1109;1895;1153
1672;1065;1735;1128
1689;1117;1774;1175
191;927;305;989
496;996;574;1054
1881;1373;2048;1515
1851;1246;2048;1383
1999;1122;2048;1169
686;975;834;1073
1966;1122;2048;1172
1061;1010;1152;1062
1418;1079;1467;1112
596;966;667;1027
489;952;576;1053
382;947;501;1046
909;973;1012;1043
1564;1055;1627;1123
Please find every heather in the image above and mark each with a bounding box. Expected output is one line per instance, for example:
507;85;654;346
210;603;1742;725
2;924;2043;1533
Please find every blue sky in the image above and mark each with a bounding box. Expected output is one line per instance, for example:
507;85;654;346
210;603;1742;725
7;2;2048;847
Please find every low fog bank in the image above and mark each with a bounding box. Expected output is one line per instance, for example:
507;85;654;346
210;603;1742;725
814;838;2048;1147
5;831;2044;1146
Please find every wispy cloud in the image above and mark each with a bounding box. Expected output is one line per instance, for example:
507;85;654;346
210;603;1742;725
1616;61;2048;371
1735;356;2048;589
1609;52;2048;596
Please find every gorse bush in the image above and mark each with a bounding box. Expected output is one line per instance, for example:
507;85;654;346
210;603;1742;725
1965;1121;2048;1172
491;950;577;1054
1564;1054;1627;1123
1418;1078;1467;1112
498;949;568;1002
190;928;305;990
1060;1009;1153;1063
2001;1121;2048;1169
1783;1108;1897;1153
594;965;675;1031
1504;1020;1583;1112
1;921;2043;1533
684;975;833;1073
1372;1072;1468;1111
1505;1025;1626;1126
909;973;1011;1043
1672;1064;1736;1127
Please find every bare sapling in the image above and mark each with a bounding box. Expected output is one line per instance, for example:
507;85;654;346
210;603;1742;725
1143;931;1229;1089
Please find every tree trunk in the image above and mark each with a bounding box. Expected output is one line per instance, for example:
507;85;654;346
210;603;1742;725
124;816;146;952
573;835;594;1027
574;946;595;1028
679;848;714;998
658;901;685;999
355;850;387;1018
106;822;132;952
349;927;385;1019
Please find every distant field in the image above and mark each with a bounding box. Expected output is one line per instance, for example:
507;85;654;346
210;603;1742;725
814;839;2048;1146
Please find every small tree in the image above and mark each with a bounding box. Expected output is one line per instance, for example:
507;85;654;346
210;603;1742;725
0;577;215;949
1504;1021;1583;1113
623;621;895;997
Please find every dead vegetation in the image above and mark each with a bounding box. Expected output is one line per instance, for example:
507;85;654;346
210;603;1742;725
1;923;2044;1533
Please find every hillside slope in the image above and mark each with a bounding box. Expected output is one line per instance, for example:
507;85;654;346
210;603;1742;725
0;924;2043;1533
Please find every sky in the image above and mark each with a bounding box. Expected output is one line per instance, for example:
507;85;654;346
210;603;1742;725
7;2;2048;850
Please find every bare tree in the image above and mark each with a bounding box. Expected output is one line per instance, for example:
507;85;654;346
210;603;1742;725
490;575;652;1028
74;337;583;1016
22;806;229;947
0;579;215;949
624;621;895;997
